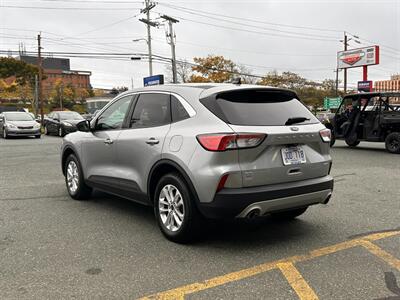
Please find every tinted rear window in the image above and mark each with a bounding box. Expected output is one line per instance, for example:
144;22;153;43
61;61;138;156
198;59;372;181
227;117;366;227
201;89;319;126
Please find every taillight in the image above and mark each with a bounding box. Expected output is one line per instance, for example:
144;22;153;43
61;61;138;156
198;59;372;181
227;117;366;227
319;128;331;143
196;133;266;151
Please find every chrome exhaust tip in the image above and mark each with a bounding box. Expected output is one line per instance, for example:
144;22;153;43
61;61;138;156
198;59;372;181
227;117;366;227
323;193;332;204
246;208;261;219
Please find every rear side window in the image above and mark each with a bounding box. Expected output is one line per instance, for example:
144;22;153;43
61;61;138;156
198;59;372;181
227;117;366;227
171;96;190;122
201;89;319;126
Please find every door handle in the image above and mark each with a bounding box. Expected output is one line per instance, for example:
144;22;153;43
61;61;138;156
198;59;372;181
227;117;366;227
145;138;159;145
104;138;113;145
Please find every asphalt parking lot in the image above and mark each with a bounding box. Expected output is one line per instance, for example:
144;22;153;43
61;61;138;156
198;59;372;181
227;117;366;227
0;136;399;299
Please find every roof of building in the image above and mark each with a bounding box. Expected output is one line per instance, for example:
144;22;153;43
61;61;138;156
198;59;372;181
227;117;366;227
19;55;70;71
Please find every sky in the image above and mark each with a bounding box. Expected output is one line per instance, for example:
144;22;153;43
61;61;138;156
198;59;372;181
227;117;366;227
1;0;399;90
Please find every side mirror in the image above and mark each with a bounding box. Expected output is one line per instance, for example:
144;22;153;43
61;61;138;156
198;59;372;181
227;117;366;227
54;118;60;122
76;120;91;132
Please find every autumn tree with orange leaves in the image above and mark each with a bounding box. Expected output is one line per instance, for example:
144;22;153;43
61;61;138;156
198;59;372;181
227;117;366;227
189;55;239;83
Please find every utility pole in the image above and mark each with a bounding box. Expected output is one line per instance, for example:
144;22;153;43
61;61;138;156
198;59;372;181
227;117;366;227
140;0;156;76
34;74;38;116
334;69;339;96
37;33;44;125
161;15;179;83
343;31;348;94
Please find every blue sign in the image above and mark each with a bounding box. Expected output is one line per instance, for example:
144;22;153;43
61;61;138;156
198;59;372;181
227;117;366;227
143;74;164;87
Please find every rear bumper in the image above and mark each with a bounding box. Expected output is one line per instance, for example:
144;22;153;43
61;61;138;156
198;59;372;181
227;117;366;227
197;175;334;219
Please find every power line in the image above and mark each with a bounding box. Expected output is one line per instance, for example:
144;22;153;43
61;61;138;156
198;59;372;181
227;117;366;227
157;4;340;40
11;0;142;3
157;14;339;42
1;5;141;11
77;14;140;36
158;2;343;33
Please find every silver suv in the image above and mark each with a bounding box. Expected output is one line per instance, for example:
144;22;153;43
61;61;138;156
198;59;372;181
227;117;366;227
61;84;333;242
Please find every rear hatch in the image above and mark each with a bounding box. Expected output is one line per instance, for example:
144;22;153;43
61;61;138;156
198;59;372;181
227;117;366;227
200;88;331;187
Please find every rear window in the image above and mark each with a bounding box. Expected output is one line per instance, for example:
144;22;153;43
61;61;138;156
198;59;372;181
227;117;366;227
201;89;319;126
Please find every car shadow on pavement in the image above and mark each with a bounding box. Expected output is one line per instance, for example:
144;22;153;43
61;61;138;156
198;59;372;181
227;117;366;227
197;217;317;247
88;189;318;248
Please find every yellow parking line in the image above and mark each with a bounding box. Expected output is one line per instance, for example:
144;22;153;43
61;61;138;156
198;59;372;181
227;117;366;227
359;239;400;271
138;230;400;300
277;262;319;300
139;258;288;300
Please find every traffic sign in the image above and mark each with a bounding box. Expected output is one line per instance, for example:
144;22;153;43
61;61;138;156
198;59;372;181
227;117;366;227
323;97;342;109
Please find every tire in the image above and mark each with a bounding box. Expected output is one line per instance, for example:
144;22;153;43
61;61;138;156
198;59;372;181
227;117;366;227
154;173;201;243
35;135;41;139
44;125;49;135
64;154;92;200
345;132;360;147
385;132;400;154
58;126;65;137
2;127;7;139
272;207;308;220
330;132;336;147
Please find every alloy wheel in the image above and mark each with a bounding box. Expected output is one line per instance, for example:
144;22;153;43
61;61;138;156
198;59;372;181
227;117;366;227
66;160;79;194
158;184;185;232
389;139;399;152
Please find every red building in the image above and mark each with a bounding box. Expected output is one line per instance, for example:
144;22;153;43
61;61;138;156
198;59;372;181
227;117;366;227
19;55;92;99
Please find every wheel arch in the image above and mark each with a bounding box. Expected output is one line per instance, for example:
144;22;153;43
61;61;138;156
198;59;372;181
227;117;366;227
147;159;200;207
61;146;78;176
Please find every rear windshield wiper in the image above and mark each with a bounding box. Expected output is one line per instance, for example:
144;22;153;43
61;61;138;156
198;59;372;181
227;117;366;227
285;117;310;125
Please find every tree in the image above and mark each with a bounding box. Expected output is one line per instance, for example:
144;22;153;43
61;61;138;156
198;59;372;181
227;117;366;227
165;59;193;83
321;79;337;91
257;70;284;87
189;55;239;83
49;79;75;109
237;65;257;84
110;86;128;95
257;71;339;109
0;57;38;85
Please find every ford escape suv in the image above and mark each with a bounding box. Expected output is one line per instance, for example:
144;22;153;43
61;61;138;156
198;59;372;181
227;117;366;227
61;84;333;242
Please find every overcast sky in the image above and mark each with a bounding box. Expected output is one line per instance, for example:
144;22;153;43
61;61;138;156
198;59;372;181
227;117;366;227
1;0;399;90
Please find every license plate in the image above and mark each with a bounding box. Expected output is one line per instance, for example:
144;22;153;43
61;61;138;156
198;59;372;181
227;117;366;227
281;146;306;165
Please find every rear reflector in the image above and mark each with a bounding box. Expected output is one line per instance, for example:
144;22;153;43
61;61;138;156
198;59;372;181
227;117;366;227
197;133;266;151
216;174;229;192
319;128;331;143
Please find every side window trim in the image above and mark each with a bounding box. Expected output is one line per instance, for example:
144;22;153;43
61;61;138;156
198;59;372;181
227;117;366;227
173;93;196;117
124;93;139;129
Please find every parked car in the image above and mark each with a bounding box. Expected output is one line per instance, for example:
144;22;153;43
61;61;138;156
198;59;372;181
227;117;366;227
324;92;400;153
44;111;84;137
0;111;41;139
60;84;334;242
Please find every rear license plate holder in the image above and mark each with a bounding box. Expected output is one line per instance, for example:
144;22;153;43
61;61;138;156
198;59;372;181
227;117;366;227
281;146;306;165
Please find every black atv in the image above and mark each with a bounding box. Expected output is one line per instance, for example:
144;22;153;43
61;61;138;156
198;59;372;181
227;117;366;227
324;92;400;154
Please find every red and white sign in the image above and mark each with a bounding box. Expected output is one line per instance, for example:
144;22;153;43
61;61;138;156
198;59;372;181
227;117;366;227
337;45;379;69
